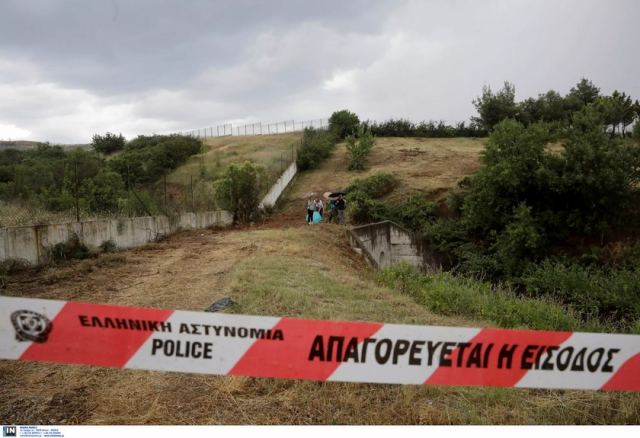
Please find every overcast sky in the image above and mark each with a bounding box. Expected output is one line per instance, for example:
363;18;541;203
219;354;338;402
0;0;638;143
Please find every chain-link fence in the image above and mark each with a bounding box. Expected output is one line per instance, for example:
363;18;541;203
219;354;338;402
175;119;328;139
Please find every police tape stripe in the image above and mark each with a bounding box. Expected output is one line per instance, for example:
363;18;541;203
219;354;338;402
1;296;639;391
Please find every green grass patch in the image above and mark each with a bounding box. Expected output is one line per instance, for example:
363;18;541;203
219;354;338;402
377;263;618;333
167;133;301;198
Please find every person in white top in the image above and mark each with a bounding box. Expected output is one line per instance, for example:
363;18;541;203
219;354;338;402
315;198;324;218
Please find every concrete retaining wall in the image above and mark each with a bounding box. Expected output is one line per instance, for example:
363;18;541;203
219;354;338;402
348;220;440;272
259;161;297;209
0;210;233;265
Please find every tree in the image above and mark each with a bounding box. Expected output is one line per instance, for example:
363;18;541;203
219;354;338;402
346;125;375;170
92;132;126;155
472;82;518;131
617;93;636;137
566;78;600;109
557;105;640;233
596;91;636;136
328;110;360;140
214;161;265;223
83;169;125;212
538;90;567;123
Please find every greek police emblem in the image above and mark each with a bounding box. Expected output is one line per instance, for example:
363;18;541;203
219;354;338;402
11;310;52;343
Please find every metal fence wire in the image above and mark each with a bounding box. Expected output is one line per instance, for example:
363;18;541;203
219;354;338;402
177;119;328;139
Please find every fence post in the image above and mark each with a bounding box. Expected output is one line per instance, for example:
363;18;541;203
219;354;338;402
74;157;80;222
191;175;195;212
126;163;131;217
163;175;168;215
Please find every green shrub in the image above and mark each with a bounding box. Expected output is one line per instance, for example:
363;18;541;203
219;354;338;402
346;126;375;171
110;134;202;184
215;161;265;223
377;263;606;332
328;109;360;140
386;197;438;231
429;110;640;280
345;173;440;229
364;119;487;138
347;172;399;198
519;260;640;327
345;190;388;224
493;203;547;275
345;172;398;224
82;169;126;212
0;259;31;275
296;128;336;171
48;233;92;262
92;132;125;155
99;240;117;253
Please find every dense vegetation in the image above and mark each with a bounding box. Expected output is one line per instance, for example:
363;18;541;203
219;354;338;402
0;135;202;220
336;79;640;331
91;132;125;155
363;119;486;138
377;263;618;333
473;78;639;136
346;172;439;229
345;85;640;331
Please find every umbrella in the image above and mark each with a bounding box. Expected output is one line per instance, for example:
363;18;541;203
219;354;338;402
328;190;347;198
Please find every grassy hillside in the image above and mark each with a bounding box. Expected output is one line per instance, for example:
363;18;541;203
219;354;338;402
288;137;484;204
167;133;301;190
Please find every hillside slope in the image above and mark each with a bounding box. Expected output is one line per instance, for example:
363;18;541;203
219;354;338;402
168;133;301;190
2;224;639;424
289;137;483;204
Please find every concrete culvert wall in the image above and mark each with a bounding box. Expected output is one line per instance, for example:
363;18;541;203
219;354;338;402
259;161;297;210
0;210;233;265
348;220;441;272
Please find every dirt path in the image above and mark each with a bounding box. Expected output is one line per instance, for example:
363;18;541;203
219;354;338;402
2;228;257;311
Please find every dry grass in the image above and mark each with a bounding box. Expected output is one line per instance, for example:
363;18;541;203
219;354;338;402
2;224;639;425
287;137;484;205
168;133;301;189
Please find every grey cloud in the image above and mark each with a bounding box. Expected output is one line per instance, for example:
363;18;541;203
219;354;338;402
0;0;638;143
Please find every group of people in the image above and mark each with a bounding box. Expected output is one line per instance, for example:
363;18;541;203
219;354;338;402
305;194;346;224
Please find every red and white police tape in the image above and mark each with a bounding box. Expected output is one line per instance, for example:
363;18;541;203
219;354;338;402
1;295;639;391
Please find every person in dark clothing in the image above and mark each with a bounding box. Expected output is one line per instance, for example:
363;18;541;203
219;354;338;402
335;195;346;224
327;198;337;223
